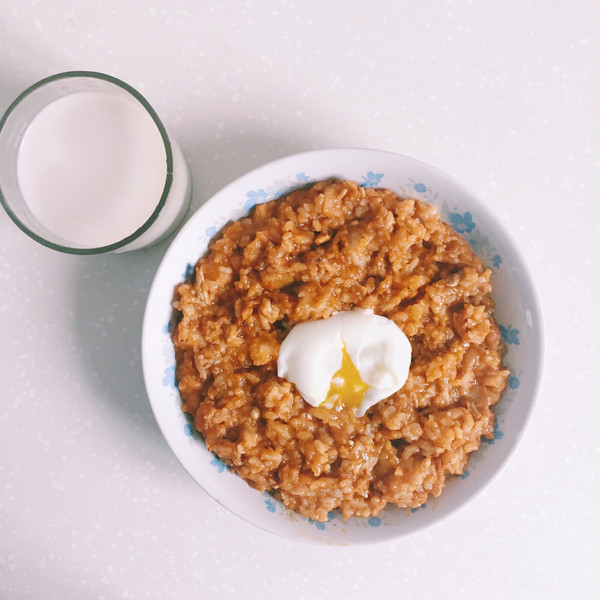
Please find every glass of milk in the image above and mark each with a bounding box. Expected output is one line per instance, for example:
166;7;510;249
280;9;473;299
0;71;192;254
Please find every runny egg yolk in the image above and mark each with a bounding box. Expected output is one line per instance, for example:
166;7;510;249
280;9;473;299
325;344;369;409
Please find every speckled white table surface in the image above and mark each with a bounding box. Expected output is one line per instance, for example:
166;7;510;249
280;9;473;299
1;1;598;598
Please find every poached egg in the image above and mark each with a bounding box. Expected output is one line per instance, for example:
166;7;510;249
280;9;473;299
277;308;411;417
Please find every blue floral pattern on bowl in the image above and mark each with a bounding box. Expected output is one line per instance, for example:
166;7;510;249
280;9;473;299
244;172;313;212
398;177;439;202
210;455;229;473
499;324;521;345
257;492;386;531
244;188;268;212
449;211;476;234
482;419;504;445
162;365;176;389
360;171;384;187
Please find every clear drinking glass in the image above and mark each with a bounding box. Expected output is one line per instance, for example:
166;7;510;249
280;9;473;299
0;71;192;254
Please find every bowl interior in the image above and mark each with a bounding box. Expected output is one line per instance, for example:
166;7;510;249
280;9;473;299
142;148;543;545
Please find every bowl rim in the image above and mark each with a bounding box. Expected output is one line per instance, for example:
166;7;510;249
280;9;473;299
142;147;544;544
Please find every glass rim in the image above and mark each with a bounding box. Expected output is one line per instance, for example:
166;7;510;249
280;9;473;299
0;70;174;255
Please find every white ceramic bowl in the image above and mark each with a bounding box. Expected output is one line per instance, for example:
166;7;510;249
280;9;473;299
142;148;543;545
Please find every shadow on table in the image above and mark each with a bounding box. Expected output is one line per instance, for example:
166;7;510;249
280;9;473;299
179;117;322;213
72;242;170;461
71;126;316;467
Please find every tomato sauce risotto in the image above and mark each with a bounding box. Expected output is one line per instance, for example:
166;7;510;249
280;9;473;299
172;180;509;521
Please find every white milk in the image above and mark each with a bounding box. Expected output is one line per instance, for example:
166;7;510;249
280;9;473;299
17;91;177;248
